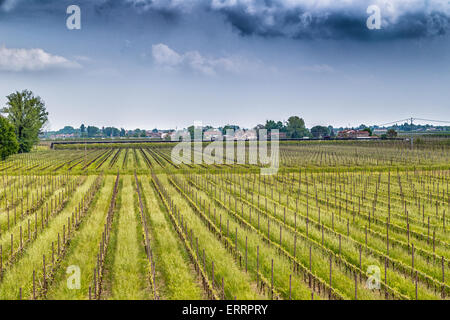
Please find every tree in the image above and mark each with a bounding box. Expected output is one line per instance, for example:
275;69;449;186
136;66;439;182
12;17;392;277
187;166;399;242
104;127;120;137
311;125;329;138
87;126;100;137
286;116;309;138
222;124;240;135
132;129;144;138
361;127;372;136
0;116;19;160
80;124;86;137
120;128;126;137
387;129;397;138
1;90;48;153
59;126;77;135
264;120;285;131
327;126;335;137
203;125;213;132
187;125;206;140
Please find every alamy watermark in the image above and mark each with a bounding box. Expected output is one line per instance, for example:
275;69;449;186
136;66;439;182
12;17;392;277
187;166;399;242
171;122;279;175
66;265;81;289
367;4;382;30
66;5;81;30
366;265;381;290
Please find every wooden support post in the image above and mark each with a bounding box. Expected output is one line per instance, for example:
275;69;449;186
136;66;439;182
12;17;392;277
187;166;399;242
415;271;418;300
386;218;389;255
245;236;248;273
289;274;292;300
339;234;341;255
33;270;36;300
256;246;259;283
309;246;312;271
271;259;274;300
329;255;332;300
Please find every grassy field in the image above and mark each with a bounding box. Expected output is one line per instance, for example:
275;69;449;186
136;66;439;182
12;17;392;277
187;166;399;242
0;140;448;300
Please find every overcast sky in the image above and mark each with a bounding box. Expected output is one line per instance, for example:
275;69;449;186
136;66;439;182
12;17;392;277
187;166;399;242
0;0;449;130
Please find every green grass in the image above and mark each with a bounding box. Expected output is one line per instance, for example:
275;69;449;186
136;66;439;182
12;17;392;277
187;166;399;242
0;176;96;300
0;140;448;300
45;175;114;300
140;176;203;299
158;174;265;300
103;176;151;300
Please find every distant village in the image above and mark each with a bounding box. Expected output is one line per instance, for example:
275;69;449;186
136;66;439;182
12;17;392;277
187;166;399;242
43;127;260;141
41;121;450;141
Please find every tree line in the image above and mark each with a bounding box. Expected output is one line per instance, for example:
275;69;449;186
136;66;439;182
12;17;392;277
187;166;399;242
45;125;158;138
186;117;335;140
259;116;334;139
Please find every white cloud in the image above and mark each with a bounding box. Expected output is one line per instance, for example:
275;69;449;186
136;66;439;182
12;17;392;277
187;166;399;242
152;44;183;67
0;46;81;72
151;43;250;76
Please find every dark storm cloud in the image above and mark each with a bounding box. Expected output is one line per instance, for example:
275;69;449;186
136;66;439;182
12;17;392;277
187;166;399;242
205;1;450;40
2;0;449;40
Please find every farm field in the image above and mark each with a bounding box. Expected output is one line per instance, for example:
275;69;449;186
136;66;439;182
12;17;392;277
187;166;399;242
0;140;449;300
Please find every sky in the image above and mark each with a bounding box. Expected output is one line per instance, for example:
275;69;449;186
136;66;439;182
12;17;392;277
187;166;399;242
0;0;449;130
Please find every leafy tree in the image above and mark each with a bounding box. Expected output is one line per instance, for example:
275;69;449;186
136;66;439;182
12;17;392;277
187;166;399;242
80;124;86;137
327;126;335;137
120;128;126;137
0;116;19;160
87;126;100;137
264;120;285;131
1;90;48;153
311;125;329;138
58;126;77;135
132;129;145;138
361;127;372;136
221;124;240;135
387;129;398;138
203;125;213;132
104;127;120;137
286;116;309;138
